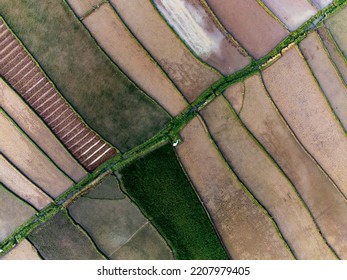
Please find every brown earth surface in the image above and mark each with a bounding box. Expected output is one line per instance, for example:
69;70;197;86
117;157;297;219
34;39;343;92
0;154;52;210
0;239;41;260
205;0;288;59
262;46;347;200
317;26;347;84
201;96;335;259
0;110;73;198
0;79;87;182
300;31;347;130
176;116;293;259
110;0;220;102
80;3;187;116
238;73;347;258
223;81;244;114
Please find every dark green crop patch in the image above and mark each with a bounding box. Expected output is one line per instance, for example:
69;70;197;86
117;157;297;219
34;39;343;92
120;143;229;260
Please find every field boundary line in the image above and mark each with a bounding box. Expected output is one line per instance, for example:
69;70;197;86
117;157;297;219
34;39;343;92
255;0;291;32
318;23;347;85
232;74;339;259
149;0;223;77
0;152;53;210
65;209;109;259
314;27;347;86
198;0;251;58
172;134;231;259
107;0;190;107
115;172;179;259
0;108;75;187
259;71;347;202
209;95;321;259
79;0;108;20
108;221;149;258
0;181;37;212
259;72;341;258
297;44;347;141
63;0;173;119
0;78;87;178
198;113;296;259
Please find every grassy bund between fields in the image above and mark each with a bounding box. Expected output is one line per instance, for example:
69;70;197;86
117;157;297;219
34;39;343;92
1;0;347;259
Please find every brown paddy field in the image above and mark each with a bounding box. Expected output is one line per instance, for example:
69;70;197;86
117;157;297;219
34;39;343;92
261;0;317;31
28;211;105;260
205;0;288;59
325;6;347;59
76;2;187;116
0;110;73;198
176;116;293;259
300;31;347;130
0;183;36;243
223;81;244;114
234;73;347;258
0;79;87;182
317;26;347;84
0;239;41;260
67;0;103;17
262;46;347;200
0;154;52;210
110;0;220;102
153;0;250;75
201;96;335;259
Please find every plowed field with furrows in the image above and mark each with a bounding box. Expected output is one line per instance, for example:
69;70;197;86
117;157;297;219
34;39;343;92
0;19;117;172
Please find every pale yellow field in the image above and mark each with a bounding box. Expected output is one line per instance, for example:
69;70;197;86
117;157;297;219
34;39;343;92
0;154;52;210
201;96;335;259
0;79;87;182
80;3;187;116
110;0;221;102
262;46;347;199
0;111;73;198
237;73;347;258
300;32;347;130
176;116;293;259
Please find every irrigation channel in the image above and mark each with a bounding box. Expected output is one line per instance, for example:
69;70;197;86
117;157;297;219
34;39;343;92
1;0;346;257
